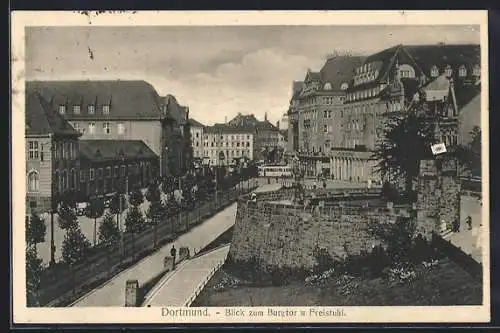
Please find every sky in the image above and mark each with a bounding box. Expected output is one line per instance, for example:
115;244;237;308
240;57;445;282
25;25;480;126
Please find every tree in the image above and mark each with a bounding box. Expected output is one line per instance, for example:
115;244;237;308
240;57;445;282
368;216;416;264
99;212;120;248
146;181;162;249
162;175;176;196
85;197;105;247
372;112;435;201
124;206;145;257
26;212;46;255
57;201;78;230
26;245;43;307
61;225;91;266
129;187;144;208
61;224;91;295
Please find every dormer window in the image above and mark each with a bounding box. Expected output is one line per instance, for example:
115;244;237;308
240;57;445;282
431;65;439;78
102;105;110;114
323;82;332;90
340;82;348;90
459;65;467;77
88;105;95;114
445;65;453;77
58;105;66;114
73;105;81;114
473;64;480;77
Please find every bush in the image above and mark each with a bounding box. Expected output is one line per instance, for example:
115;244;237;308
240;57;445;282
312;246;335;274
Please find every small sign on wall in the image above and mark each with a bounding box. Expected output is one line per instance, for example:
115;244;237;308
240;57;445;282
431;142;447;155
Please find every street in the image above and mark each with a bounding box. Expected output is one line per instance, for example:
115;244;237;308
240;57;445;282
71;182;279;307
448;195;484;263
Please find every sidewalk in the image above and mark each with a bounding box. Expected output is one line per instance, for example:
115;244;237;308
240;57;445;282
71;180;276;307
143;246;229;307
447;195;484;263
71;204;238;307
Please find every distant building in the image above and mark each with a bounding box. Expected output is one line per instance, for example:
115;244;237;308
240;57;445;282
228;112;283;163
278;113;289;131
188;118;205;159
26;80;192;177
78;140;158;198
203;124;254;166
25;91;81;213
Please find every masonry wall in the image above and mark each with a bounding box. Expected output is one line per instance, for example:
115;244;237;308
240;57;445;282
416;158;461;239
229;191;400;271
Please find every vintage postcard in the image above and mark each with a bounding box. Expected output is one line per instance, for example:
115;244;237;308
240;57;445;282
12;10;490;324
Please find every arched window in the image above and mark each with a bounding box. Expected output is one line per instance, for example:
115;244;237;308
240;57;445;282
340;82;348;90
62;170;68;191
323;82;332;90
473;64;480;77
445;65;453;77
430;65;439;78
399;64;416;78
71;169;76;189
28;170;39;192
459;65;467;77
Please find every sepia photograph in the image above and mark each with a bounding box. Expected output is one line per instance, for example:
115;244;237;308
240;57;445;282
12;10;489;324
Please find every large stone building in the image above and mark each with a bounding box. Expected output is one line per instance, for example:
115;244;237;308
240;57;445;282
203;123;255;166
78;140;158;198
25;91;81;213
228;113;284;163
287;44;481;182
26;80;192;178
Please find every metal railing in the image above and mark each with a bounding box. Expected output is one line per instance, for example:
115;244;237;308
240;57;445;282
183;248;229;307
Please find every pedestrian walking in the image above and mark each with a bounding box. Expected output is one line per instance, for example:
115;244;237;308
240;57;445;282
322;179;327;189
466;215;472;230
170;245;177;270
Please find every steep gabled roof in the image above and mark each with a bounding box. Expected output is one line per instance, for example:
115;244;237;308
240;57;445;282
79;140;157;162
26;80;163;120
25;91;81;137
319;55;365;91
204;123;255;134
188;118;205;128
406;44;480;79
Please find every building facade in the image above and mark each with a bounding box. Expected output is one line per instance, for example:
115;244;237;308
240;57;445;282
26;80;192;178
188;118;205;159
203;124;255;166
78;140;158;198
26;91;81;213
227;112;283;163
287;44;481;182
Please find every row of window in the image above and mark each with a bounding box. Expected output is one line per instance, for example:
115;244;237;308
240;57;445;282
204;134;252;141
28;140;77;161
59;104;110;115
430;64;480;78
204;150;251;158
322;96;345;105
85;162;150;181
204;141;251;148
73;122;125;135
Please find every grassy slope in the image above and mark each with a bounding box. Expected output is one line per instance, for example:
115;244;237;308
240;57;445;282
192;257;482;306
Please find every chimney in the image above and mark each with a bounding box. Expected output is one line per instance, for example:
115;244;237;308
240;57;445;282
225;116;227;123
276;120;280;129
264;112;267;121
